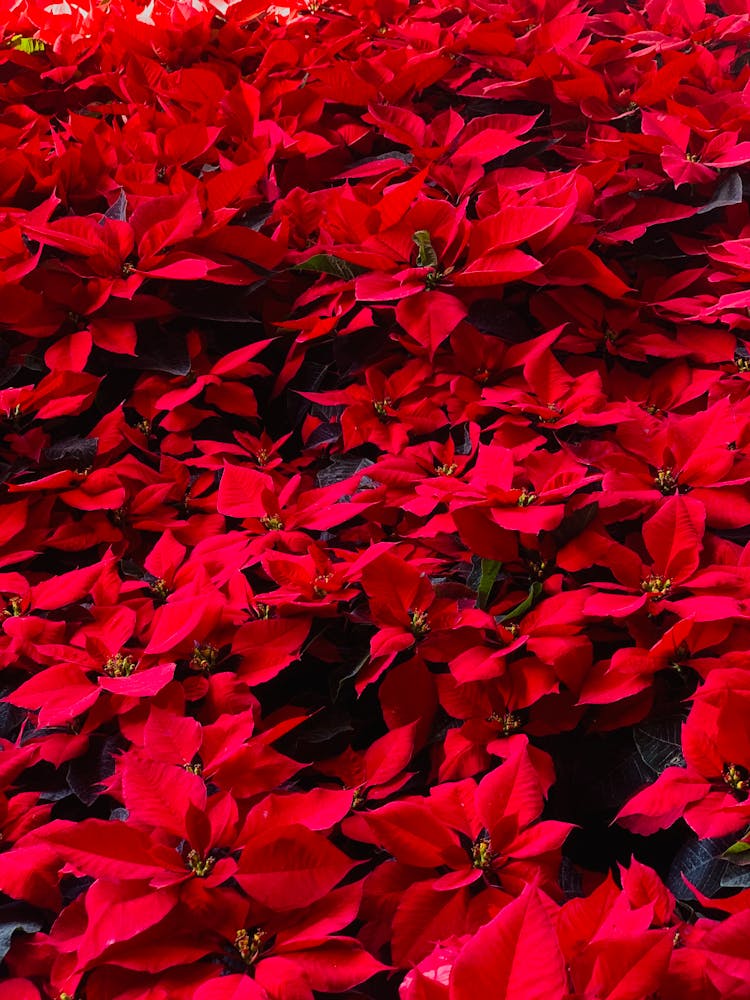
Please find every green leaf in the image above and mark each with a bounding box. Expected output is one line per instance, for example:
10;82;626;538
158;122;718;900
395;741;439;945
722;838;750;861
294;254;362;280
476;559;502;610
500;581;543;622
412;230;438;268
10;35;46;53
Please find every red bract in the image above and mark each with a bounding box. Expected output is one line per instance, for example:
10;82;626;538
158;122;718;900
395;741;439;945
349;741;570;965
354;549;488;684
315;722;418;804
581;400;750;528
618;668;750;838
190;885;385;1000
448;444;600;562
448;884;568;1000
302;359;448;453
400;860;682;1000
7;604;176;726
584;495;747;621
217;462;371;541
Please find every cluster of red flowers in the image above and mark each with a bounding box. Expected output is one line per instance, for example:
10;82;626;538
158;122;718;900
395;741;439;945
1;0;750;996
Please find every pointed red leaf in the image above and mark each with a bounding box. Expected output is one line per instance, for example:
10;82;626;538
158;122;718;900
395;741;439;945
616;767;706;835
145;596;222;654
642;495;705;582
360;800;464;869
38;819;168;881
0;982;41;1000
586;930;673;1000
98;662;175;697
392;881;472;967
8;666;99;726
449;885;567;1000
194;976;266;1000
276;938;385;992
76;879;178;973
396;291;466;355
217;463;274;518
31;559;108;610
237;825;355;910
120;756;206;837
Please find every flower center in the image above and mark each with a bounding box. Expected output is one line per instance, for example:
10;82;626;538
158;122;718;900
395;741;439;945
528;558;548;579
408;609;430;638
3;596;23;617
260;514;284;531
352;786;367;809
640;575;672;599
186;849;215;878
538;404;561;424
190;642;218;673
111;504;129;525
235;927;266;966
435;462;457;476
313;572;333;598
373;397;392;420
723;762;750;796
654;467;678;494
424;268;446;290
517;489;537;507
488;711;523;735
669;641;691;674
103;653;136;677
471;833;494;870
150;578;170;600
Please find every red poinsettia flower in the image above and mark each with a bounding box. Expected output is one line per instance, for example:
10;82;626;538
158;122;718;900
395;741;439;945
584;495;748;621
581;399;750;528
193;883;385;1000
618;667;750;838
302;358;448;453
351;549;490;688
349;740;571;965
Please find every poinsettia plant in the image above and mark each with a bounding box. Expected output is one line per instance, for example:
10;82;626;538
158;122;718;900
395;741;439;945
0;0;749;997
